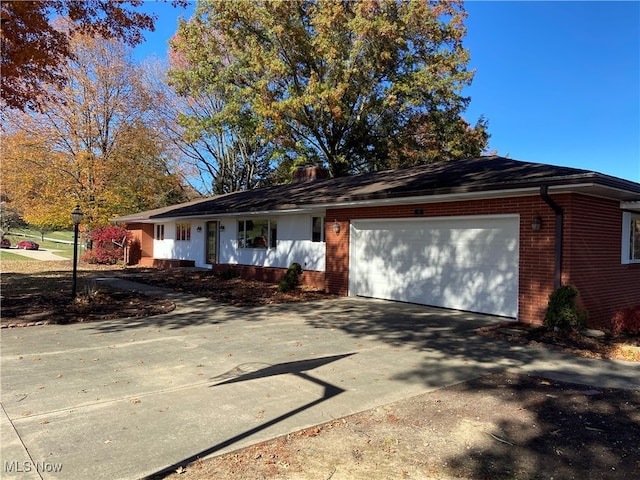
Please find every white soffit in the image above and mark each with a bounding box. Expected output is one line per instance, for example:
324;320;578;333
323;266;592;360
621;201;640;212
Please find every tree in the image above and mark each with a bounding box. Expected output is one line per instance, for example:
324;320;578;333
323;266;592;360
0;0;178;111
145;58;274;196
1;33;189;230
171;0;489;178
81;225;132;264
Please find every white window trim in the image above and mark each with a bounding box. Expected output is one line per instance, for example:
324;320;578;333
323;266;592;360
622;212;640;264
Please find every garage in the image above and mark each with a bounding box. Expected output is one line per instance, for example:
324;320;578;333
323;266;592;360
349;215;519;317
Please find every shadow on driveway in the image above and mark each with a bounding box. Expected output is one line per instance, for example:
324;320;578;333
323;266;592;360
147;354;353;479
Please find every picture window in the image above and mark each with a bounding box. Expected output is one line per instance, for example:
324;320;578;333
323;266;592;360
238;219;277;249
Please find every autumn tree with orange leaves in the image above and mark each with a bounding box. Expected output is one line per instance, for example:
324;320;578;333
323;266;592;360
2;33;190;230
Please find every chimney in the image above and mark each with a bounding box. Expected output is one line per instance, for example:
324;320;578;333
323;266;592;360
292;164;329;183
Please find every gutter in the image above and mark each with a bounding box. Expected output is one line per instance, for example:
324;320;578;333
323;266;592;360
540;185;564;289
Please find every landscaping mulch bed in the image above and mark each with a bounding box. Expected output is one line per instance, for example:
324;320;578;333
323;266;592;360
476;322;640;362
0;286;176;327
0;264;333;327
118;267;336;306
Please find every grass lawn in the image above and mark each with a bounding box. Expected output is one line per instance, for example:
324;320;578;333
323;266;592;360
0;250;39;262
9;227;75;243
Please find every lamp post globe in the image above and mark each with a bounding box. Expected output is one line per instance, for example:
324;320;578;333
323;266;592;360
71;205;84;225
71;205;84;298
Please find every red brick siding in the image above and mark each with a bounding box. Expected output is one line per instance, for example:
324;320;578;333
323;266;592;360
563;196;640;328
325;217;351;296
327;196;561;324
121;193;638;328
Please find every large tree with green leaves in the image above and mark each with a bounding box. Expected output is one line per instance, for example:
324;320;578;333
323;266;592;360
171;0;489;177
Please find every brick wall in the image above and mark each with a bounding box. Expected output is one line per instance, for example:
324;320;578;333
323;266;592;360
563;195;640;328
327;195;563;324
210;264;326;291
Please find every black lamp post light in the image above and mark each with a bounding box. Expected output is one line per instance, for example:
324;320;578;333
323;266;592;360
71;205;84;298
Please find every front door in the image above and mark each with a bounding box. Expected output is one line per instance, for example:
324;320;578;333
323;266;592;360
206;221;218;264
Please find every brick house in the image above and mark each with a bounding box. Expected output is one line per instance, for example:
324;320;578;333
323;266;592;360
114;156;640;328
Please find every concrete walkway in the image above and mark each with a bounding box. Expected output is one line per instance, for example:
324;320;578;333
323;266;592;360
1;281;638;479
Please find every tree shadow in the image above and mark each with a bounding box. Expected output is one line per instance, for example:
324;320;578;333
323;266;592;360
301;298;640;389
145;353;353;479
439;372;640;479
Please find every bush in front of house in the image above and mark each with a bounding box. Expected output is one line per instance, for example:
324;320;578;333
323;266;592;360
544;285;588;331
610;305;640;335
220;266;240;280
81;225;132;265
278;263;303;292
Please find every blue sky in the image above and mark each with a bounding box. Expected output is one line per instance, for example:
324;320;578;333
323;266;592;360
134;1;640;183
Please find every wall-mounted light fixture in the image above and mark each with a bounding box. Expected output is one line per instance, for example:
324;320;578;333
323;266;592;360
531;215;542;231
332;220;341;235
196;225;203;232
220;225;225;232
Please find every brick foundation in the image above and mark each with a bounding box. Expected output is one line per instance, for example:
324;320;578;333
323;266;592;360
210;264;326;291
139;258;196;269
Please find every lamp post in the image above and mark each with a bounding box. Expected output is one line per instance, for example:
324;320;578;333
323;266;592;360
71;205;84;298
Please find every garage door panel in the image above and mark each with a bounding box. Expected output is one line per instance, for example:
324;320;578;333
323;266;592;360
350;217;518;317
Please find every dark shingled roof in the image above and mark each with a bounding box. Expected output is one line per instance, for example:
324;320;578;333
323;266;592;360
114;156;640;222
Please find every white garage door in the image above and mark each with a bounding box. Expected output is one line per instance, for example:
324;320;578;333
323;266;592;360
350;215;519;317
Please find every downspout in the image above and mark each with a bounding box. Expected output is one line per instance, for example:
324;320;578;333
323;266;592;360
540;185;564;290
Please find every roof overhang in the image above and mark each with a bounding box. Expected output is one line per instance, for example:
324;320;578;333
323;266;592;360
112;157;640;224
148;207;323;223
114;182;640;224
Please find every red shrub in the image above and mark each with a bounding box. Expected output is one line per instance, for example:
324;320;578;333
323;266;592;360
610;305;640;335
81;225;132;265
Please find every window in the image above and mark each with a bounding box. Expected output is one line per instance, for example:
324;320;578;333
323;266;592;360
155;224;164;240
176;223;191;241
623;213;640;263
312;216;325;242
238;218;277;248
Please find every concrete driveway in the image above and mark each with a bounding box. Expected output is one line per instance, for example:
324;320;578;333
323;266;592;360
2;291;638;480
